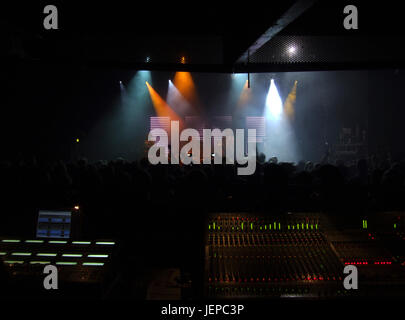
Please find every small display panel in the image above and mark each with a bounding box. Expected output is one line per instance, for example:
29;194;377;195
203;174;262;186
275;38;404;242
36;211;72;239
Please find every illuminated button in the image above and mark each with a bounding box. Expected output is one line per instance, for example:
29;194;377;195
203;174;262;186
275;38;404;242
56;262;77;265
72;241;91;245
25;240;44;243
30;261;51;265
95;242;115;245
4;260;24;264
37;253;57;257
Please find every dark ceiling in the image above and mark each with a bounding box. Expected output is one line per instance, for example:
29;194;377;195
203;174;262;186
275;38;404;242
1;0;405;72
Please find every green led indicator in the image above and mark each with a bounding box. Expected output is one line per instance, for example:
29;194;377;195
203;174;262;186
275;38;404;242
297;224;299;230
250;223;253;230
260;226;262;230
87;254;109;258
306;223;309;229
37;253;57;257
83;262;104;266
213;222;216;230
288;225;290;230
30;261;50;265
279;223;281;230
241;222;243;230
394;223;397;229
4;260;24;264
11;252;32;256
208;224;211;230
95;241;115;245
274;222;276;230
302;223;304;229
25;240;44;243
265;225;267;230
269;224;272;230
56;262;77;265
315;224;318;230
311;224;313;230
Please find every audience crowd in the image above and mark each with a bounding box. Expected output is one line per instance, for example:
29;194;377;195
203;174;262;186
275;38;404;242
0;153;403;237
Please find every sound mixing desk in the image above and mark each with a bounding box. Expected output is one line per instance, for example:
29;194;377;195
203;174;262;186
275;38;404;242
2;212;405;300
205;212;405;299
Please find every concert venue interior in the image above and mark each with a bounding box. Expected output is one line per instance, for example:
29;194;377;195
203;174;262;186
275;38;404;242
1;1;405;307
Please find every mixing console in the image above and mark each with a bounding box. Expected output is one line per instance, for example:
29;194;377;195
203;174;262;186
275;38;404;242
205;212;405;298
0;238;117;284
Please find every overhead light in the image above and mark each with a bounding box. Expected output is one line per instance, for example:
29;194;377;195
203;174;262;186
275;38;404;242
288;46;297;55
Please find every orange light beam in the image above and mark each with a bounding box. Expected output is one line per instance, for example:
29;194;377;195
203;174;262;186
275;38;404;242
238;79;251;107
283;80;297;120
146;81;183;125
173;72;198;106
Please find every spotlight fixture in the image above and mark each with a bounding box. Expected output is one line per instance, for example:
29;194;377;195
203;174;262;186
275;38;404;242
146;56;151;63
288;46;297;55
180;56;186;64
